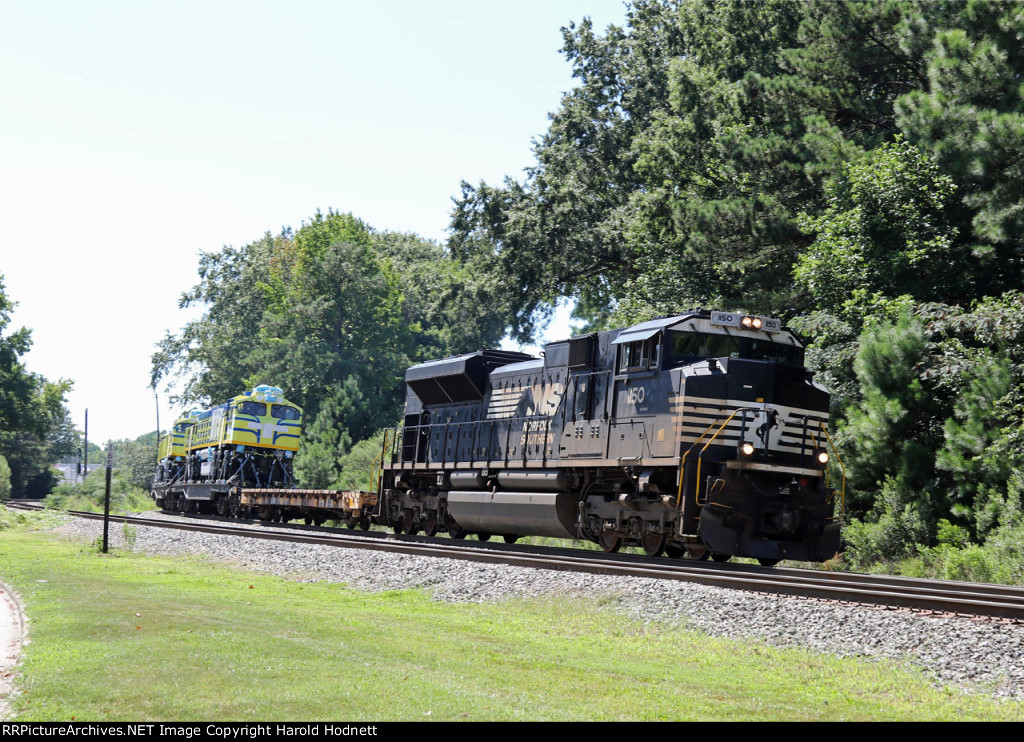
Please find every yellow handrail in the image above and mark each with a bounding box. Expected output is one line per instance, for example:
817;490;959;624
675;420;720;508
371;429;394;493
818;421;846;520
695;408;751;506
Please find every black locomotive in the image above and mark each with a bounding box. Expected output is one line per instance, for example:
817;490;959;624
378;310;843;565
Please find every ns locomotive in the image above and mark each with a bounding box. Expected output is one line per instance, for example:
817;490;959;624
378;310;843;564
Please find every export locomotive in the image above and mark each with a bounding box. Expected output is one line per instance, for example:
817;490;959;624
378;310;843;565
152;385;303;516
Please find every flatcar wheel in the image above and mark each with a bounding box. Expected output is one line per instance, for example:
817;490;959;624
359;512;372;530
476;532;491;542
345;514;358;529
757;558;781;567
640;532;666;557
598;531;621;553
502;534;519;544
423;512;438;538
711;553;731;563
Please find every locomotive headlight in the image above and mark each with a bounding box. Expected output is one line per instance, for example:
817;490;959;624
817;451;830;464
741;442;755;456
741;315;763;329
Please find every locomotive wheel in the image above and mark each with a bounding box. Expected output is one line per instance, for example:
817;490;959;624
711;553;732;563
684;545;709;561
757;558;781;567
423;511;438;538
216;498;230;517
391;514;404;534
502;535;519;544
665;543;686;559
476;532;491;542
640;532;666;557
448;520;467;540
598;531;621;553
402;510;417;535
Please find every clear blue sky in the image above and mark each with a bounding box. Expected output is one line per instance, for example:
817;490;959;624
0;0;628;443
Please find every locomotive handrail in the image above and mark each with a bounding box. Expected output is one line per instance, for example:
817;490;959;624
818;421;846;520
371;428;394;492
675;419;723;508
695;407;757;506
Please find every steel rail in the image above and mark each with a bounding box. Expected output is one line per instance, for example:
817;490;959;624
10;501;1024;622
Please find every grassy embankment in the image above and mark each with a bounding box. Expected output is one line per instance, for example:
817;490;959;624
0;507;1022;721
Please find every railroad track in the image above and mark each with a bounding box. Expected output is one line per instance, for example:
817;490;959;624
9;500;1024;622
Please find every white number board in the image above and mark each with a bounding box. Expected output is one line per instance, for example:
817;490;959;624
711;311;740;327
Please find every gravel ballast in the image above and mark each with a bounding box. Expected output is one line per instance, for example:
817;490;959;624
55;514;1024;700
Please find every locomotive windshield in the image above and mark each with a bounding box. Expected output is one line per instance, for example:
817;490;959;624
272;404;300;420
664;330;803;367
238;401;267;416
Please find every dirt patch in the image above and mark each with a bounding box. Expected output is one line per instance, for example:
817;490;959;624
0;580;26;720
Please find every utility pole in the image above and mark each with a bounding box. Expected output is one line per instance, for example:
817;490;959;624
102;441;112;553
83;409;88;481
154;389;161;466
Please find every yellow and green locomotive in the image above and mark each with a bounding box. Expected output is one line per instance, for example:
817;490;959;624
152;385;303;515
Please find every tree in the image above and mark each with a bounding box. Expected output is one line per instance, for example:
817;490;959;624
897;0;1024;290
841;310;942;506
795;138;964;315
154;210;511;486
0;274;74;497
0;455;11;503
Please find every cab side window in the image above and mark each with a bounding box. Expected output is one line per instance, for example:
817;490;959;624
619;338;660;372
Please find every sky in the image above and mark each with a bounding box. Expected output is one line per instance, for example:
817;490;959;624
0;0;629;444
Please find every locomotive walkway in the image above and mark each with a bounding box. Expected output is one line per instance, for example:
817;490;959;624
9;502;1024;623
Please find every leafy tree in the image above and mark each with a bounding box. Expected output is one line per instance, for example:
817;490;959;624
373;231;513;359
110;432;159;491
935;355;1012;536
335;432;389;493
0;275;74;497
897;0;1024;289
450;0;692;338
0;455;11;503
841;311;941;506
795;138;964;314
155;210;510;488
293;382;356;489
152;229;294;406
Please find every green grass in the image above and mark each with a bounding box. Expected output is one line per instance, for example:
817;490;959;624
0;523;1022;721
